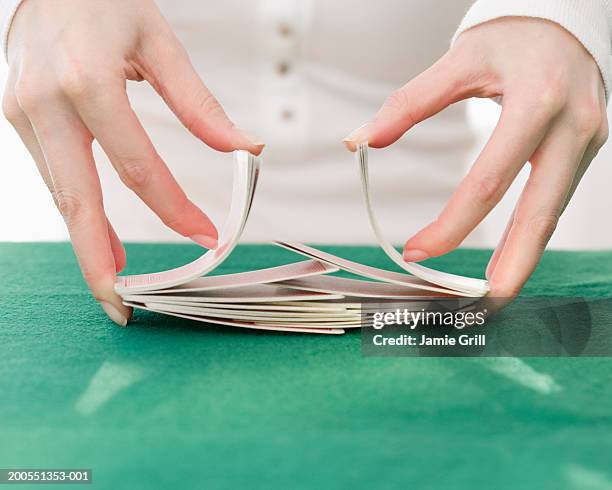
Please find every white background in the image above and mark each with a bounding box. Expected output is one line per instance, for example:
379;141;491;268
1;62;611;248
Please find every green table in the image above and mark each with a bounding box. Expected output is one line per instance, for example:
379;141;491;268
2;243;612;489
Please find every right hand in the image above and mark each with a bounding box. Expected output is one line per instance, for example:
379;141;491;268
2;0;264;325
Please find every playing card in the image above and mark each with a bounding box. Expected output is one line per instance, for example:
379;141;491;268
357;143;489;296
114;148;491;334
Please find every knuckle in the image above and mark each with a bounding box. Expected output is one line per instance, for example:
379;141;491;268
14;80;55;114
536;89;565;119
468;171;505;207
541;67;568;101
571;103;603;140
447;43;469;66
383;89;409;114
81;267;106;293
531;72;568;117
116;158;152;190
543;66;569;95
185;90;225;134
196;91;223;118
443;50;488;93
447;75;466;96
1;91;22;125
58;64;96;99
160;197;191;233
53;188;90;225
524;214;559;248
593;119;609;149
382;88;418;127
56;52;110;100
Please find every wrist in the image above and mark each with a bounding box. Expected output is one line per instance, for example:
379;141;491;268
453;0;611;101
1;0;26;61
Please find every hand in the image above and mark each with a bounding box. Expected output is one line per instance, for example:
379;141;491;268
343;17;608;298
2;0;264;325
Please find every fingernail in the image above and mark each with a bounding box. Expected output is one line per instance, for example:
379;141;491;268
236;128;265;149
101;301;128;327
403;249;429;262
342;123;371;151
342;137;356;152
190;234;218;250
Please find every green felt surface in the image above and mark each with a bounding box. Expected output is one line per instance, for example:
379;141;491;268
2;243;612;490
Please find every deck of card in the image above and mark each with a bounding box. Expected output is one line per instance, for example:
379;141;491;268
116;145;489;334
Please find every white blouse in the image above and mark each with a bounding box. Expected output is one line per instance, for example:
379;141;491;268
2;0;611;244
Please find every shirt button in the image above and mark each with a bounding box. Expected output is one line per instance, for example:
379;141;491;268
278;23;293;37
281;109;294;121
277;61;290;75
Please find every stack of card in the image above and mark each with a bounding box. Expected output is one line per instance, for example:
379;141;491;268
117;146;489;334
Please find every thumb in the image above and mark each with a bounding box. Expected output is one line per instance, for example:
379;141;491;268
343;51;481;151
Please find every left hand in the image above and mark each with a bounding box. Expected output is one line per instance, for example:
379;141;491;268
343;17;608;298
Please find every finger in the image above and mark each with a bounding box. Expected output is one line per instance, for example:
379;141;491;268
3;87;128;273
68;80;218;249
488;124;589;297
2;67;55;190
485;209;515;280
488;130;602;281
343;50;492;151
402;98;552;261
486;143;586;283
486;146;585;282
140;29;264;155
24;100;131;325
487;110;607;281
561;79;609;211
561;123;608;213
108;220;127;273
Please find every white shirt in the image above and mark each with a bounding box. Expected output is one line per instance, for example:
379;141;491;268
2;0;611;244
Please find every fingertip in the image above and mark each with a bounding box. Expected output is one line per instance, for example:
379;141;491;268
168;200;218;245
125;304;133;322
485;248;500;280
203;216;219;241
402;231;430;261
403;219;462;259
100;298;132;327
485;263;493;281
107;220;127;273
113;246;127;273
249;142;266;156
188;204;218;249
487;274;522;300
343;123;371;152
342;138;357;152
190;234;218;250
115;258;126;274
402;248;430;262
367;137;397;149
233;128;265;155
187;200;218;250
